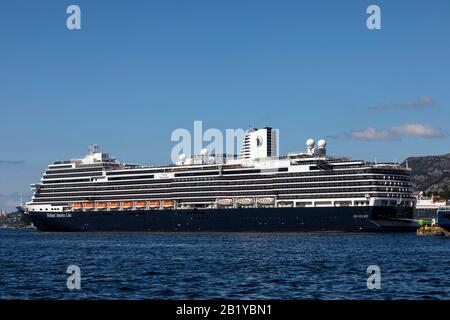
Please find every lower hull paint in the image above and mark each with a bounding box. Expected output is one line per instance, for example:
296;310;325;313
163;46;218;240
23;206;417;232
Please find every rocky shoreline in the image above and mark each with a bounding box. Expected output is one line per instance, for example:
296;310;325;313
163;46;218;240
0;211;34;229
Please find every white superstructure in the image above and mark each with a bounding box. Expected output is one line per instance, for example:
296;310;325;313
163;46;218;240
24;127;416;213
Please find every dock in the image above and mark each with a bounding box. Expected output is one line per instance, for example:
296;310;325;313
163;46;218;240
417;225;449;236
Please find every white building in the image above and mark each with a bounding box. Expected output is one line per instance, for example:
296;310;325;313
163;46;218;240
415;194;450;219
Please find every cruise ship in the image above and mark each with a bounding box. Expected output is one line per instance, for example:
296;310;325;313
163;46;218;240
19;127;418;232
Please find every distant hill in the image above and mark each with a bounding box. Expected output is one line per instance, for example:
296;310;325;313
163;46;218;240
402;153;450;194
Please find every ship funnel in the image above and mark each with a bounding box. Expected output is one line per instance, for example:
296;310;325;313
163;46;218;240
239;127;279;160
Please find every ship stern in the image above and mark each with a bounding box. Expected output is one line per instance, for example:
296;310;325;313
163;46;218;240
369;206;418;232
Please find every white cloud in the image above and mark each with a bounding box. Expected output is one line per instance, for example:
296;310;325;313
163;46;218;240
0;160;24;165
369;96;437;111
351;124;446;141
351;127;394;140
391;124;446;138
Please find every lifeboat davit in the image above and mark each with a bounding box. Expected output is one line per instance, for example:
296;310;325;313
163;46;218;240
148;201;160;208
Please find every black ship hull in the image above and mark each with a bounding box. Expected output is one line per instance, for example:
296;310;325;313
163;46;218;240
23;206;417;232
437;210;450;232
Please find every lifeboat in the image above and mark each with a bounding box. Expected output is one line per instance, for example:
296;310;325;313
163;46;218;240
83;203;95;210
134;201;146;208
217;198;233;206
236;198;254;205
148;201;161;208
257;197;275;205
95;203;107;209
71;203;83;210
109;202;120;209
122;201;133;209
162;200;175;207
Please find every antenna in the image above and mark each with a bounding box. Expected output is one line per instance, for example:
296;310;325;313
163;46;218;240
20;192;23;206
89;144;100;155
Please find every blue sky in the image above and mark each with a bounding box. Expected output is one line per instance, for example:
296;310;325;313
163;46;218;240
1;0;449;211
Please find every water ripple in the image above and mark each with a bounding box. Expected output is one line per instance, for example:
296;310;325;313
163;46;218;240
0;230;449;299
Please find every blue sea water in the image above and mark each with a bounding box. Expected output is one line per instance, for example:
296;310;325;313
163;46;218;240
0;229;448;300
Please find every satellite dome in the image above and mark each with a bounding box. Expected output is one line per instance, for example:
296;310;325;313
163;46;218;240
317;139;327;148
200;148;208;156
306;139;315;148
179;154;187;161
185;158;193;165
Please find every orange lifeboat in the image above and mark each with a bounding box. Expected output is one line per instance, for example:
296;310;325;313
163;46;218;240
71;203;83;210
162;200;174;207
83;203;95;209
109;202;120;209
148;201;160;208
95;203;107;209
134;201;146;208
122;201;133;209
